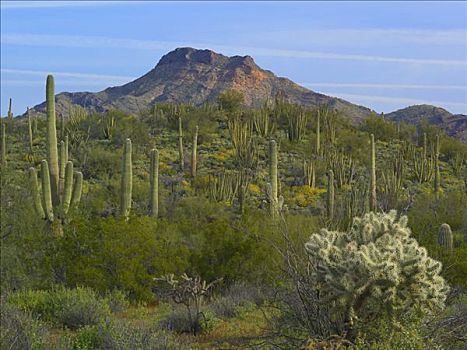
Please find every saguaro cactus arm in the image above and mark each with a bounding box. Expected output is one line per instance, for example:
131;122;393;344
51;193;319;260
40;160;54;222
71;172;83;208
191;125;198;178
62;161;74;214
29;167;45;219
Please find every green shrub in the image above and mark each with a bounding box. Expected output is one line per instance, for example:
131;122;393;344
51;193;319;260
0;302;49;350
8;286;111;329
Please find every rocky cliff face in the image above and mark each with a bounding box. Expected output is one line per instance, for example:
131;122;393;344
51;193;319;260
28;47;373;121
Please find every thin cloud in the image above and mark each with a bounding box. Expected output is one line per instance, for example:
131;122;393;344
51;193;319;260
0;1;138;9
2;33;465;67
1;69;133;84
324;92;467;112
251;29;467;47
301;83;466;90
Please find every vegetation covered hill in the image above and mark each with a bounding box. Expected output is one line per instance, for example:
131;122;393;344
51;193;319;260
1;76;466;349
386;104;467;142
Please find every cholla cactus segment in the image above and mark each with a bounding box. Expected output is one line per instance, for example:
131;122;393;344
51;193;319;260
305;211;449;326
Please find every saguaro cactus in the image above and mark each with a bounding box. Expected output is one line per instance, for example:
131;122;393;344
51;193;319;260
316;110;320;156
27;107;34;156
438;223;453;252
178;116;184;171
1;118;6;166
7;98;13;121
29;75;83;234
120;138;133;218
191;125;198;178
268;139;279;218
149;148;159;218
434;134;440;195
327;170;335;220
369;134;377;212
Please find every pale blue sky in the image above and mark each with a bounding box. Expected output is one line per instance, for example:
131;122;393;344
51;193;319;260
1;1;466;116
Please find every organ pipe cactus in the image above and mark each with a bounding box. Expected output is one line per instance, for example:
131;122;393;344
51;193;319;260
178;116;184;171
438;223;453;252
120;138;132;218
369;134;377;212
327;170;334;220
303;159;315;187
191;125;198;178
149;148;159;218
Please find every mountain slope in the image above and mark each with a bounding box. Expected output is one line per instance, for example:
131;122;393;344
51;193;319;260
385;105;467;142
28;47;373;121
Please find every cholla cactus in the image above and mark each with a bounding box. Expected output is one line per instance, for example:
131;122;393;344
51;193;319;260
305;211;448;330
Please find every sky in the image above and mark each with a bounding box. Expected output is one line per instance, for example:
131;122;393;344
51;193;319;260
1;1;466;117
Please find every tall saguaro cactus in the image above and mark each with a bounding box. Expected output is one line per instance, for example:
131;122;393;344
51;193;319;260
29;75;83;235
178;116;184;171
149;148;159;218
46;75;60;207
327;170;335;220
191;125;198;178
369;134;377;212
438;223;453;252
120;138;133;218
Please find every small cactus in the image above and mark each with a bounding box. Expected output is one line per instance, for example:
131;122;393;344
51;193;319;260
327;170;335;220
7;98;13;121
149;148;159;218
438;223;453;251
191;125;198;178
178;116;184;171
120;138;132;218
269;140;279;218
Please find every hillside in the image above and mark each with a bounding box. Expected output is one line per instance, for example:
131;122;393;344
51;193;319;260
386;104;467;142
27;47;374;122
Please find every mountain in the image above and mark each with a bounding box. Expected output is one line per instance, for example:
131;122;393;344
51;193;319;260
28;47;374;122
385;105;467;142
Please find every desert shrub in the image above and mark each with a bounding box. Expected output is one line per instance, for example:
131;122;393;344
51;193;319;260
159;305;220;335
8;286;111;329
98;318;181;349
209;283;266;319
362;113;397;142
0;302;49;350
352;314;441;350
104;290;129;313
